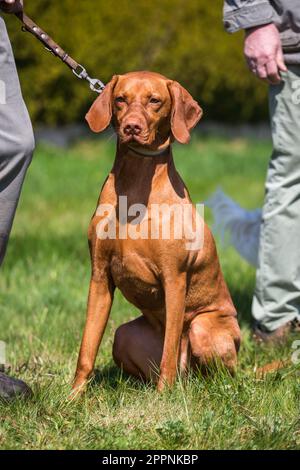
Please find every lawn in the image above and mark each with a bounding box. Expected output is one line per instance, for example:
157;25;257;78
0;135;299;450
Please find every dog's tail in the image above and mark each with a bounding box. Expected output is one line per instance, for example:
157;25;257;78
205;188;262;267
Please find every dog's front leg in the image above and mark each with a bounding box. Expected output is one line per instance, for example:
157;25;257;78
158;273;186;392
71;274;114;397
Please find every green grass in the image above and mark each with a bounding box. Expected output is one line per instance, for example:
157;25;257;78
0;135;299;450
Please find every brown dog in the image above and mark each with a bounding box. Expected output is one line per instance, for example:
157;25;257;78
72;71;240;394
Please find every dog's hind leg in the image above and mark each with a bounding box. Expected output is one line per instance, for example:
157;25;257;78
189;312;241;375
113;316;164;382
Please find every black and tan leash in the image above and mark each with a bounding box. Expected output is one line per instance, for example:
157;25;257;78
15;11;106;94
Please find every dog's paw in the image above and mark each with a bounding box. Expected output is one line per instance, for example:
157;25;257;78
68;381;88;402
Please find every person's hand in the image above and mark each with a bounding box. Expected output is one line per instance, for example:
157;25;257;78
244;23;287;84
0;0;23;14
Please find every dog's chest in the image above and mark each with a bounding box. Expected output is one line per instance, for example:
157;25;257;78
110;251;164;310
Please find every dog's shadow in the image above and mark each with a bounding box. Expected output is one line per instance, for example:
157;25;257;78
90;361;235;393
91;365;148;391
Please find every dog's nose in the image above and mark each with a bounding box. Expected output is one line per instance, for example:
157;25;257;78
123;122;142;136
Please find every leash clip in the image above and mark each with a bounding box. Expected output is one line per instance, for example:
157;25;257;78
87;77;105;94
72;64;88;80
73;64;105;94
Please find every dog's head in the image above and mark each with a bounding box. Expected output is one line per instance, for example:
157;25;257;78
86;71;202;149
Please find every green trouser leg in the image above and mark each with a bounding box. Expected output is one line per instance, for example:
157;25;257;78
252;66;300;332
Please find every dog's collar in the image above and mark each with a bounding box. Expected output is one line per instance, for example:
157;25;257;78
127;144;170;158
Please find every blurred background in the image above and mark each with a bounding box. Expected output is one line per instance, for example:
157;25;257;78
5;0;269;127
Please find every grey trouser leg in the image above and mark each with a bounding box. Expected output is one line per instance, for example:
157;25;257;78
0;17;35;267
252;66;300;332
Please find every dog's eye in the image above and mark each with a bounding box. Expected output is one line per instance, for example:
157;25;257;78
115;96;126;104
149;97;161;104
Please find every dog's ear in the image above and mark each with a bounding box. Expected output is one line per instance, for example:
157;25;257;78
168;81;203;144
86;75;119;133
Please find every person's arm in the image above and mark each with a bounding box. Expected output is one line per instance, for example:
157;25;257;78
223;1;287;85
0;0;23;14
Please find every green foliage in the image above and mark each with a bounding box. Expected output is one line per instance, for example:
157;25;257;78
5;0;268;124
156;420;189;447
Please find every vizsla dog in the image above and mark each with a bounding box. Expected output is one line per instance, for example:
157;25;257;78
72;71;241;394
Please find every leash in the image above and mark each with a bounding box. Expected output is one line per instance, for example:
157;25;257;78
14;11;106;94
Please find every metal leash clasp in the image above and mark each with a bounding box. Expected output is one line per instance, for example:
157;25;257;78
87;77;106;94
73;64;105;94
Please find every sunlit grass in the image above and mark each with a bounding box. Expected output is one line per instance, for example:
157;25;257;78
0;135;299;450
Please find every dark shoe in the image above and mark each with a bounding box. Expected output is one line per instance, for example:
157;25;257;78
253;318;300;345
0;372;33;401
